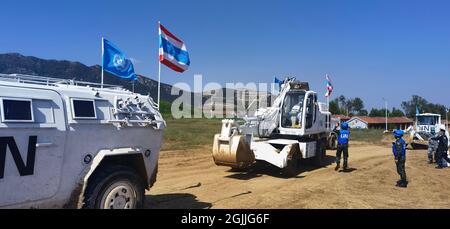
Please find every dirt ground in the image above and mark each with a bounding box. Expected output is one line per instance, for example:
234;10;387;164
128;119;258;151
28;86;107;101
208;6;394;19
145;142;450;209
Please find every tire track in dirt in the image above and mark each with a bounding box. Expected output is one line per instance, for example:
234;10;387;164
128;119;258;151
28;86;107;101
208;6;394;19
146;144;450;209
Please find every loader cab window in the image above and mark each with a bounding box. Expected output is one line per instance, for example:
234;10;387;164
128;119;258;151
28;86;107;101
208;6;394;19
281;91;305;128
0;98;34;122
305;94;315;129
71;99;97;119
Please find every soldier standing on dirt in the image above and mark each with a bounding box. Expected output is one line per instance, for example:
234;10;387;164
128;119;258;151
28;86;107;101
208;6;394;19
392;130;408;188
432;126;450;169
428;129;439;164
335;122;350;171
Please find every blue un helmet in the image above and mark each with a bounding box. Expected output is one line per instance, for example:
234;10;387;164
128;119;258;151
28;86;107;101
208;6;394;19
341;122;349;130
393;129;404;138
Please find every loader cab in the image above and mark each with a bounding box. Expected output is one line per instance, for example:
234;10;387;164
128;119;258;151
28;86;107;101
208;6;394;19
280;89;317;130
281;90;305;129
305;93;317;129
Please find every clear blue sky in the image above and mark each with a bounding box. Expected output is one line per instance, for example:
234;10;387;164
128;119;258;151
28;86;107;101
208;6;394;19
1;0;449;110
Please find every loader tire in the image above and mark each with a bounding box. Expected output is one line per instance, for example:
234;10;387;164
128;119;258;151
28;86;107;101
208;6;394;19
313;140;326;167
229;166;249;172
282;150;300;177
328;134;337;150
83;164;145;209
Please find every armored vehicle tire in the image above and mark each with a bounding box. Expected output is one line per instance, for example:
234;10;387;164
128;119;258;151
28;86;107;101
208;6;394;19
313;140;327;167
281;151;301;177
83;165;145;209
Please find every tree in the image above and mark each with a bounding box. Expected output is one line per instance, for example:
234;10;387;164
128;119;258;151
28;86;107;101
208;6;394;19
329;99;340;115
338;95;346;109
369;108;390;117
329;97;347;115
358;109;369;116
350;97;364;115
369;108;380;117
401;95;428;118
401;95;448;118
329;95;366;116
391;107;405;117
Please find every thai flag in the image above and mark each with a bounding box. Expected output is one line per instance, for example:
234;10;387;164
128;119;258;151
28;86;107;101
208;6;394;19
159;23;190;73
325;74;333;97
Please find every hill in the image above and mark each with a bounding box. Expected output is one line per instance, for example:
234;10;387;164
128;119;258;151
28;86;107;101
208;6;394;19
0;53;179;102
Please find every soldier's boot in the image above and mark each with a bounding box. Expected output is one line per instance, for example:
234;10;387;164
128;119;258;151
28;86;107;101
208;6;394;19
396;180;404;188
343;160;349;171
335;163;340;171
399;180;408;188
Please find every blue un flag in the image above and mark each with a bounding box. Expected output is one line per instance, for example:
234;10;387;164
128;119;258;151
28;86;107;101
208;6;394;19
274;77;283;87
102;39;137;81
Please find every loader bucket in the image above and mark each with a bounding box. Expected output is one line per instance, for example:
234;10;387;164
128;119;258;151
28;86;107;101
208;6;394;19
212;134;255;169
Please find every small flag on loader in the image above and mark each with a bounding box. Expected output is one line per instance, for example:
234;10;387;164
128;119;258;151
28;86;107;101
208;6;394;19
325;74;333;97
274;77;283;87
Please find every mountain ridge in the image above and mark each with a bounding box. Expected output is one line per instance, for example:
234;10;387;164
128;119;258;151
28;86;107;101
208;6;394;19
0;53;180;102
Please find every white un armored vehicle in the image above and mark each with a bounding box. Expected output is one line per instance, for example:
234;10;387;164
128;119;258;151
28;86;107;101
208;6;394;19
212;78;334;176
0;74;165;209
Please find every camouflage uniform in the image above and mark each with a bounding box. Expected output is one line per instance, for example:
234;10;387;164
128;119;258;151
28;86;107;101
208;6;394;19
393;137;407;187
428;134;439;163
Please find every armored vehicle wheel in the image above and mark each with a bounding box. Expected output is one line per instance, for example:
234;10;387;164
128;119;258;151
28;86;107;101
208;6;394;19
83;165;145;209
313;140;327;167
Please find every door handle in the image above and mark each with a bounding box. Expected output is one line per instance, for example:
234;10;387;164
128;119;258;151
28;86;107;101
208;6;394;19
36;142;54;148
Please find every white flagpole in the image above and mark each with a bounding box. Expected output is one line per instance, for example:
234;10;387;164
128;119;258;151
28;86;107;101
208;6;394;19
326;74;331;131
158;60;161;108
101;37;104;88
327;96;329;112
446;107;449;132
326;74;330;112
157;21;161;109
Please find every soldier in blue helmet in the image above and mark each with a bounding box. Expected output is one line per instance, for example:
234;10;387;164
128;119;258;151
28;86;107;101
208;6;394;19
392;130;408;188
335;122;350;171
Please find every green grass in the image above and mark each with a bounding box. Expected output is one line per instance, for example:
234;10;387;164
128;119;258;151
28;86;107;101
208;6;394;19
349;129;387;145
161;119;389;151
159;100;222;151
162;118;222;151
159;100;388;150
159;100;172;119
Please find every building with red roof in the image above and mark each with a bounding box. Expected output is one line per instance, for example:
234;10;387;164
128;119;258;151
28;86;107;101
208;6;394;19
346;116;413;130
